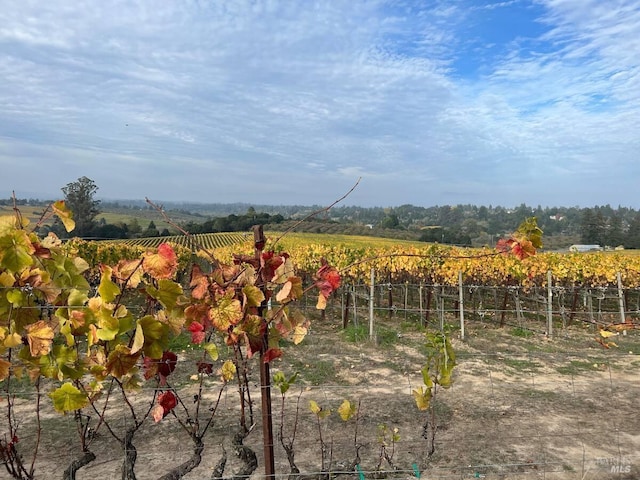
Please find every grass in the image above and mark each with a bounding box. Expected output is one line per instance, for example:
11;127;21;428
555;360;603;375
289;359;340;386
510;326;535;338
518;387;560;401
375;326;399;347
341;324;399;347
343;324;369;343
502;357;542;373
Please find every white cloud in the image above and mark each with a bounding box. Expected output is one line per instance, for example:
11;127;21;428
0;0;639;207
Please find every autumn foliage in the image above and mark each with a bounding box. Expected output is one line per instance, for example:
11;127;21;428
0;201;341;479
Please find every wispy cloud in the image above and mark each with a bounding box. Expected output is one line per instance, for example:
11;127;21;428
0;0;639;207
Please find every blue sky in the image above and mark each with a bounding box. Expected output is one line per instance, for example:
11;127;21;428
1;0;639;208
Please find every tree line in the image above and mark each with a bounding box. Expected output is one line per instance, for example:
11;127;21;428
8;177;640;249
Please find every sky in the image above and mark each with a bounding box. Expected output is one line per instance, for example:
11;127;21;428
1;0;639;208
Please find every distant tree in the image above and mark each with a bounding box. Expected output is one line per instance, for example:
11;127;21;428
128;218;142;238
419;227;444;243
626;212;640;248
580;209;605;245
380;213;400;229
606;213;624;247
61;176;101;238
92;223;129;239
142;220;160;237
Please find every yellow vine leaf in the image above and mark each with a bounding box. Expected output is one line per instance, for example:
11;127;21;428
204;342;219;361
243;285;265;307
0;358;10;381
25;320;55;357
292;325;308;345
412;387;432;411
338;399;356;421
0;271;15;287
220;359;236;382
98;266;120;303
130;323;145;354
316;292;327;310
51;200;76;232
309;400;321;414
4;332;22;348
599;330;618;338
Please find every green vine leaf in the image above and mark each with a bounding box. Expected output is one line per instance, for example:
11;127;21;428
146;279;183;309
49;382;89;413
97;266;120;302
0;229;35;272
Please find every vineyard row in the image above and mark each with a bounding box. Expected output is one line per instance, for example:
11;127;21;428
67;236;640;288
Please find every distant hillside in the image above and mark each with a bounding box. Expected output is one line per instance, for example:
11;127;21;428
4;196;640;249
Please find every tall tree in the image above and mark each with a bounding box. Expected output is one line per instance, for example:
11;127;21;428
62;176;101;238
580;208;605;245
626;212;640;249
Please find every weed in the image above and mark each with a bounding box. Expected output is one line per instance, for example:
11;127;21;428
343;324;369;343
502;358;541;372
556;360;601;375
376;327;399;347
510;326;535;338
289;359;339;386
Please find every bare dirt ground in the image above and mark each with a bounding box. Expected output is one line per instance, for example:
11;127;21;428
6;314;640;480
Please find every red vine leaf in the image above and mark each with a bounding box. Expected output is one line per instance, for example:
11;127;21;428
143;243;178;279
197;361;214;374
158;391;177;415
263;347;283;363
143;356;158;380
261;252;286;283
158;351;178;378
188;321;205;344
314;259;341;310
189;264;210;300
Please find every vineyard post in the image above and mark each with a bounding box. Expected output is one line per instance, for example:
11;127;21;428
616;272;626;328
419;283;424;326
253;225;276;479
438;288;445;330
547;270;553;336
369;268;375;340
424;285;432;326
404;281;409;321
342;289;349;329
458;270;465;340
387;273;393;319
352;284;358;326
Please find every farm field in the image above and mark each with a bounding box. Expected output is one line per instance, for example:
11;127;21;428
0;205;49;225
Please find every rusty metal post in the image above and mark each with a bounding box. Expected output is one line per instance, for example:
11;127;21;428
253;225;275;479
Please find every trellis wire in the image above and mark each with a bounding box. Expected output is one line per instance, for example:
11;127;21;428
329;271;639;339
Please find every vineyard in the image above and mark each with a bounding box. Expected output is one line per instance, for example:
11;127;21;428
112;231;248;249
71;231;640;289
2;211;640;480
216;232;640;289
